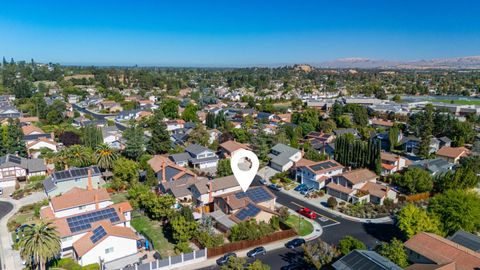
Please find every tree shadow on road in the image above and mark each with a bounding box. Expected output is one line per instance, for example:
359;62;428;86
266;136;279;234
362;222;402;245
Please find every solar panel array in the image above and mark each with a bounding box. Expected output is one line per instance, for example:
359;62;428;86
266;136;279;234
450;234;480;251
8;155;21;164
66;208;120;233
90;226;107;243
235;203;261;221
53;166;101;181
235;187;273;203
310;161;338;171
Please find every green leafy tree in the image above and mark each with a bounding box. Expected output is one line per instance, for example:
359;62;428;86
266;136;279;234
170;214;198;243
303;239;337;270
428;190;480;235
4;118;27;156
338;236;366;255
19;221;61;270
434;167;479;193
181;103;199;122
221;257;246;270
217;159;233;177
161;98;179;119
94;144;119;170
388;126;400;151
112;157;139;189
395;167;433;194
396;204;443;239
187;125;210;147
246;260;270;270
376;239;409;268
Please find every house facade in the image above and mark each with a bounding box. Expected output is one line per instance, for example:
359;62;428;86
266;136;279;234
268;143;302;172
0;155;47;187
43;166;102;197
185;144;219;169
296;159;344;189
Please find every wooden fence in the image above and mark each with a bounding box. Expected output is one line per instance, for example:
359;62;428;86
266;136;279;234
207;229;296;258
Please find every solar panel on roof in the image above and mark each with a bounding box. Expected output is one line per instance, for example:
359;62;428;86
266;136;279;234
90;226;107;243
66;208;119;233
8;155;21;164
236;204;261;221
235;187;273;203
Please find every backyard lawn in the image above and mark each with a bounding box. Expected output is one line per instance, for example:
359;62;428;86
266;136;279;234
110;192;128;204
130;213;175;258
284;215;313;236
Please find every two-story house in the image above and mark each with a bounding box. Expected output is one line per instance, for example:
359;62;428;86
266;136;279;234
43;166;102;197
380;152;411;175
101;126;123;149
40;187;136;267
218;140;252;158
0;155;47;187
185;144;219;169
326;168;397;205
268;143;302;172
189;175;242;210
295;159;344;189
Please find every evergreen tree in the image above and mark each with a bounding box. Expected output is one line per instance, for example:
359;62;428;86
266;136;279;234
123;124;145;160
82;124;103;149
147;118;171;155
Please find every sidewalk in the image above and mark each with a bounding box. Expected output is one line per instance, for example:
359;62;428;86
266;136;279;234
189;205;322;270
280;188;392;224
0;192;47;270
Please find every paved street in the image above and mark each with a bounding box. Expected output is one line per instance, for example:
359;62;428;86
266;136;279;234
199;179;399;270
0;201;14;270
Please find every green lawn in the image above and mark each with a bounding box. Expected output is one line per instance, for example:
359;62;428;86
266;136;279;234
130;213;175;258
284;215;314;236
430;99;480;105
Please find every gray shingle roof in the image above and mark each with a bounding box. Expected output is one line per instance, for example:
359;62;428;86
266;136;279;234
448;230;480;252
185;144;212;155
268;143;300;166
332;250;403;270
169;153;191;163
43;177;57;192
0;154;46;172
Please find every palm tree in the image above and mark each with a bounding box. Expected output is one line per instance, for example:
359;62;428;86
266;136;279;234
18;221;61;270
95;144;119;170
66;145;93;167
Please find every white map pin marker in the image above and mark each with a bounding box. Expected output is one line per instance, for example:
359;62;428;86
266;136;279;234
230;149;260;192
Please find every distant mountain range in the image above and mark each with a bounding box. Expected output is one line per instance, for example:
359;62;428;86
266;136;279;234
314;56;480;69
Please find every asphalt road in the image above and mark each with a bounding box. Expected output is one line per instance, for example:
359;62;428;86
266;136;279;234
200;181;399;270
0;201;14;270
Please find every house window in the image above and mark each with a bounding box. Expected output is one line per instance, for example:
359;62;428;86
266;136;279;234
75;178;81;182
105;247;114;254
79;206;86;210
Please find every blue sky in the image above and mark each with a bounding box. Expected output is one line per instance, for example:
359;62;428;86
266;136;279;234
1;0;479;66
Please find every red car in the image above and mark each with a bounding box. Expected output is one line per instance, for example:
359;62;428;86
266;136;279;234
298;207;317;219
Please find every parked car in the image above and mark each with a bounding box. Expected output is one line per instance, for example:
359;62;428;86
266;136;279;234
294;184;306;192
247;246;266;258
285;238;306;249
268;184;281;191
298;207;317;219
216;252;237;266
300;187;314;195
0;187;3;195
259;178;268;185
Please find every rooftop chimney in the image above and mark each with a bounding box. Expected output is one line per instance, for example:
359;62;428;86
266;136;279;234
94;194;99;210
208;181;213;203
87;168;93;190
162;160;166;183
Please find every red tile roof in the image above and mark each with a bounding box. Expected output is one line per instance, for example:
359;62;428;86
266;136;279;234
436;147;470;159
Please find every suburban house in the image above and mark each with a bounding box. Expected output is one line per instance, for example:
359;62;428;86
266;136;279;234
189;175;242;210
369;118;395;129
404;232;480;270
268;143;302;172
333;128;360;138
326;169;397;205
101;126;123;149
148;155;196;183
168;152;192;167
0;105;21;120
295;159;344;189
448;230;480;252
43;166;102;197
410;158;455;176
165;119;185;131
210;186;277;231
185;144;219;169
0;154;47;187
333;250;402;270
436;146;470;164
26;138;58;158
401;136;440;155
218;140;252;158
306;131;335;144
99;100;122;113
40;187;136;267
380;152;411;175
438;136;452;148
